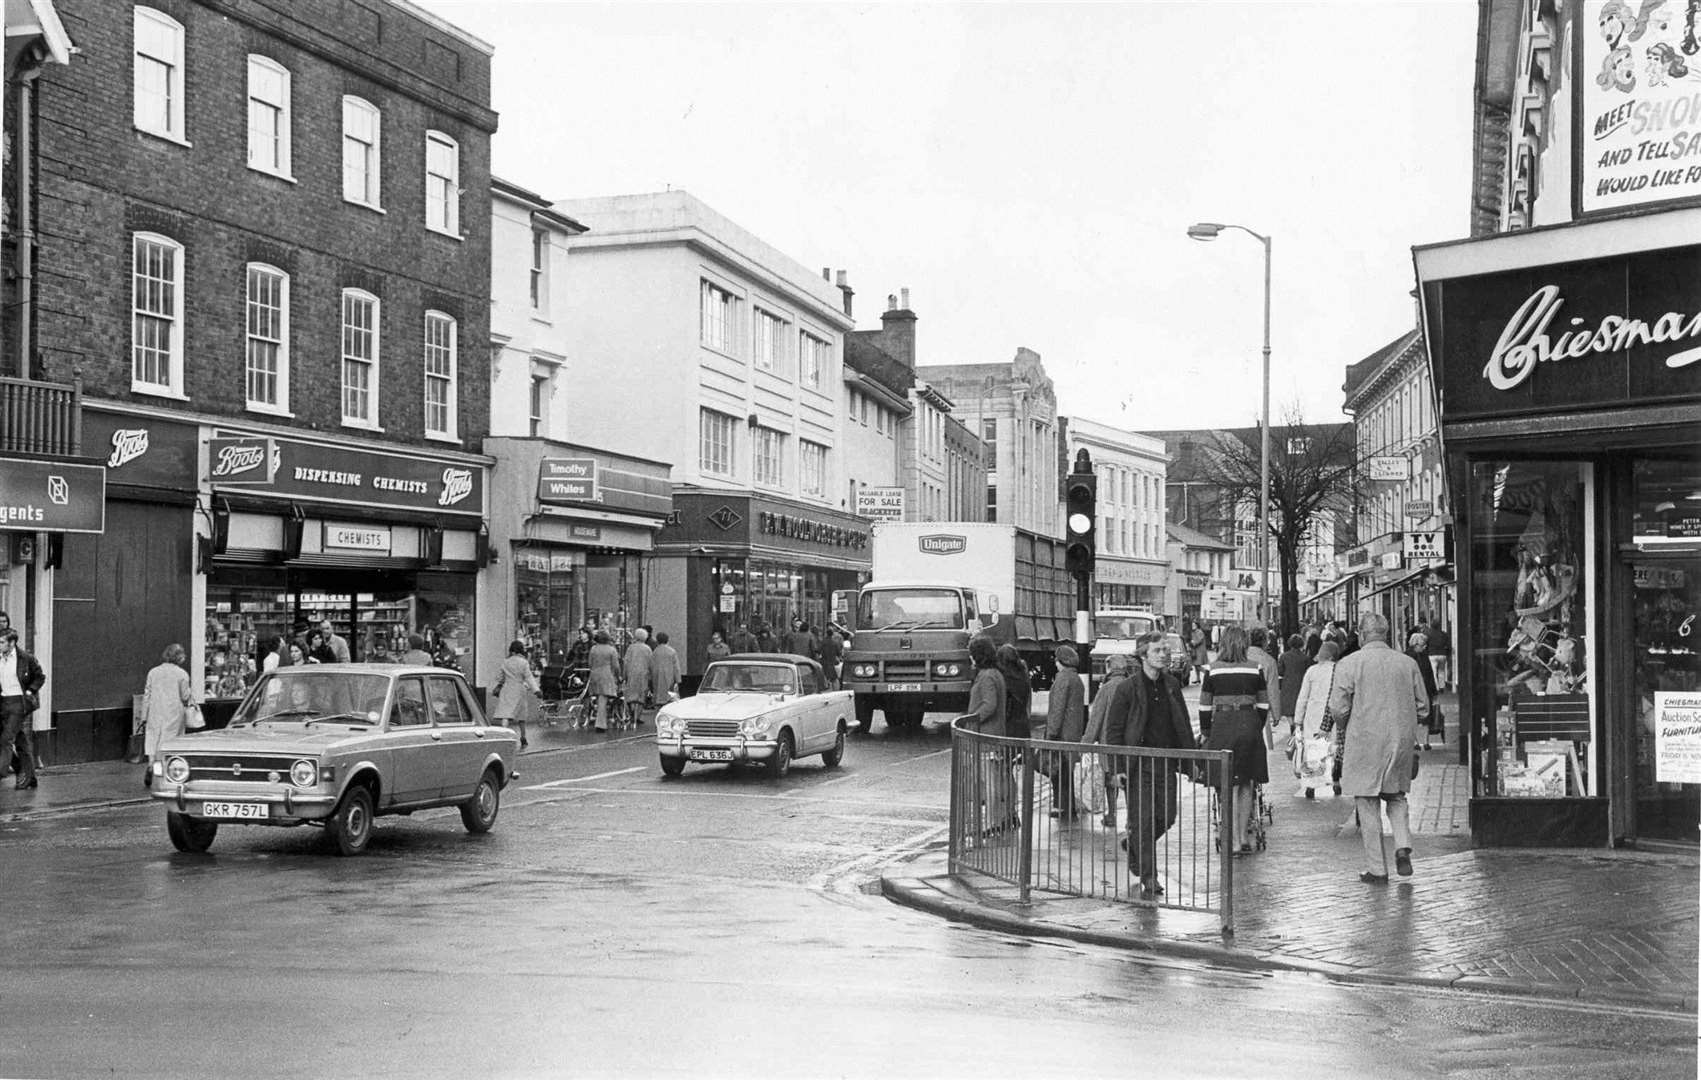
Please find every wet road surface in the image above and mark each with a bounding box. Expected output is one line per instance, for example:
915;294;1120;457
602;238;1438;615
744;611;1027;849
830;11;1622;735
0;718;1691;1078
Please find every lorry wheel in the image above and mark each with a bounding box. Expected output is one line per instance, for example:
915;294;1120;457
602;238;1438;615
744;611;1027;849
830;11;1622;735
854;698;874;733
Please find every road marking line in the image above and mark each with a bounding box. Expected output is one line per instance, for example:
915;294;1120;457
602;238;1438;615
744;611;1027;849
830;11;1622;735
520;766;647;789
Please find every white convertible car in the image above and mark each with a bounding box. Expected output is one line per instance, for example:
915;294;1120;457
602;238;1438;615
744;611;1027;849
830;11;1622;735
654;654;853;778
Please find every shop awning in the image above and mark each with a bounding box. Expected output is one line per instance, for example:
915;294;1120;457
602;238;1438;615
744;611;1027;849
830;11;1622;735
1299;574;1357;606
1358;565;1437;601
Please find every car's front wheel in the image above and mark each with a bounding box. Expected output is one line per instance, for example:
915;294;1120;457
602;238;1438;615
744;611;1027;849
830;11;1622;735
821;726;845;768
166;811;217;853
766;731;794;779
460;769;501;833
327;784;374;856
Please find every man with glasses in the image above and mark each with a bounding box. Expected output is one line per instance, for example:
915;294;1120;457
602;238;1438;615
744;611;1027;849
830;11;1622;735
0;628;46;790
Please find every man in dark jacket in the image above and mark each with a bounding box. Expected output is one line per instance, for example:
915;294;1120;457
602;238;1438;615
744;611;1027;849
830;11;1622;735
783;619;818;661
1105;631;1198;899
728;621;758;654
0;628;46;790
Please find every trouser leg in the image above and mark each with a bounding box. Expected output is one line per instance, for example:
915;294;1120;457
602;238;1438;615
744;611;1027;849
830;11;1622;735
1384;792;1411;852
13;722;34;782
0;700;24;778
594;695;608;731
1356;796;1387;874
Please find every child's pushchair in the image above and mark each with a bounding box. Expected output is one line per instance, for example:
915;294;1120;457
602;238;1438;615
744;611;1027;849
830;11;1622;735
1210;781;1272;852
1292;726;1335;799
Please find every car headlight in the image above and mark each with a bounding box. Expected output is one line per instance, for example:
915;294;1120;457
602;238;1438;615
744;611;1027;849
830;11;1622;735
163;756;190;784
290;759;319;788
739;716;773;737
932;661;962;677
657;713;686;737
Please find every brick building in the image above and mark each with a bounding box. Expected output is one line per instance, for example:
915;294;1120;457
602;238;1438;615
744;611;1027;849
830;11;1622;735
15;0;496;762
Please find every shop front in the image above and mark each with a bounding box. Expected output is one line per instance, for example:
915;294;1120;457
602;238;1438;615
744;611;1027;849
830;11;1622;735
203;426;488;723
481;438;672;686
654;491;871;684
1416;214;1701;848
1094;557;1168;614
1172;569;1210;625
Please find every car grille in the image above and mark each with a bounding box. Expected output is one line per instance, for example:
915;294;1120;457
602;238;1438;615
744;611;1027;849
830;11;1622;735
183;754;300;784
685;720;741;739
879;660;929;680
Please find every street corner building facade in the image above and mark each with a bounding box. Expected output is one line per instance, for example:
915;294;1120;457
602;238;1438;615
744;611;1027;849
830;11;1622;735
6;0;497;762
1411;0;1701;848
549;191;867;682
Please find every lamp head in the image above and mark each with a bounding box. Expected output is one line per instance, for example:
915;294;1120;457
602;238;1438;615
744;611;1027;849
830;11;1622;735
1187;222;1224;241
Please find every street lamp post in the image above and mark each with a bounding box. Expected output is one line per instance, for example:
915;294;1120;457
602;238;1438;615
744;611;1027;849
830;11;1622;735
1187;221;1272;627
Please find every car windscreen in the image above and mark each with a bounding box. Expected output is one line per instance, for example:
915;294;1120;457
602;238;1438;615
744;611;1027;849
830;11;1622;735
855;588;966;631
700;664;797;694
236;671;392;725
1093;615;1156;639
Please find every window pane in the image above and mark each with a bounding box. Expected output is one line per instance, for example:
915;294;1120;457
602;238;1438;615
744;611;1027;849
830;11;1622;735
246;266;286;406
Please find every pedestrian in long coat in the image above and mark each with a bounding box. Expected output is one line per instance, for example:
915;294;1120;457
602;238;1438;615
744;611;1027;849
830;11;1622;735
491;640;540;748
1083;654;1132;826
963;635;1010;833
141;642;197;773
1043;645;1087;819
622;628;653;709
649;631;681;703
586;631;622;733
1277;633;1314;742
1326;613;1428;884
1290;641;1339;797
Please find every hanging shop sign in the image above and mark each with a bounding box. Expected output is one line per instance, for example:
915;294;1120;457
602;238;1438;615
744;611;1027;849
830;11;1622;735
1573;1;1701;219
0;456;105;533
1367;456;1410;482
1404;500;1434;519
537;458;598;504
1417;241;1701;422
1404;529;1446;564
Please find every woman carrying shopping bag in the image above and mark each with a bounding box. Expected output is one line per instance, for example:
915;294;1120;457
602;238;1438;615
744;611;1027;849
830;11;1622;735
491;639;541;749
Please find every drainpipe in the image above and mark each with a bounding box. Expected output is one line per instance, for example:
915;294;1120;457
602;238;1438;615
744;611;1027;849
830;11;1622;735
15;44;47;381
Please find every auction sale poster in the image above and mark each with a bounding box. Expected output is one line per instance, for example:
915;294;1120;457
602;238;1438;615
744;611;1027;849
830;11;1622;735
1654;691;1701;784
1576;0;1701;216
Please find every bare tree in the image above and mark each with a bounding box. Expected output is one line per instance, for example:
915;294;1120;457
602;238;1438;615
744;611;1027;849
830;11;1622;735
1196;408;1359;633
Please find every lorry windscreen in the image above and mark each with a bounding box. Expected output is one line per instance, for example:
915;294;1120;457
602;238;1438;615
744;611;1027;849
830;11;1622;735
857;588;966;632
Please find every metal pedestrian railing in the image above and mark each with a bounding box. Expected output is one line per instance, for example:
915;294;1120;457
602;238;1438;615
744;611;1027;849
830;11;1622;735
948;718;1236;937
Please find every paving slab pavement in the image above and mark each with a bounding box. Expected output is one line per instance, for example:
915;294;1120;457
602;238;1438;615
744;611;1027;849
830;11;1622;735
881;717;1699;1017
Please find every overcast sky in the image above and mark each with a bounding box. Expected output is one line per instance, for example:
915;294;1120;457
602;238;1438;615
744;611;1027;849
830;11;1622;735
417;0;1480;431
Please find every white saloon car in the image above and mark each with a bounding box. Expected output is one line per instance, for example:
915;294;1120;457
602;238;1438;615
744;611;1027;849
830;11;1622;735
655;655;852;778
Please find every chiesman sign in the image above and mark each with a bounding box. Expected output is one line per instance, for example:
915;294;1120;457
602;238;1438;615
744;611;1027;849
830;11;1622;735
1419;242;1701;421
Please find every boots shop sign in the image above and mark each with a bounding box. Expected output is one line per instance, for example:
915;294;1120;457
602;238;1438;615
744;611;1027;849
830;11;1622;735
206;434;484;517
1420;242;1701;421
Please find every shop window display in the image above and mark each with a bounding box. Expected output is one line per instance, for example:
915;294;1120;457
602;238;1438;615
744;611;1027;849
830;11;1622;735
1468;461;1594;798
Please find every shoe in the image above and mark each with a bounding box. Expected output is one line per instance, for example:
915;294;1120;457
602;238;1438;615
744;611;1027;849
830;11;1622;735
14;777;36;789
1304;787;1315;799
143;770;152;789
1101;814;1117;828
1395;847;1413;877
1139;878;1164;899
520;737;529;749
1359;871;1389;885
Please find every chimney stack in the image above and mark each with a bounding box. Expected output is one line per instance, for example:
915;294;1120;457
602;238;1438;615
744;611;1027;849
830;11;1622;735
900;287;910;310
836;270;853;318
879;286;917;370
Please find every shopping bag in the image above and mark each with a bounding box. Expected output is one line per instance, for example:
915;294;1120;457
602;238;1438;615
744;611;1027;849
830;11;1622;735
1073;756;1107;815
185;703;206;731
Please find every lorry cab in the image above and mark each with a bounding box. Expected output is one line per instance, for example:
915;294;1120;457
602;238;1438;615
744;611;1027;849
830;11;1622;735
837;581;981;733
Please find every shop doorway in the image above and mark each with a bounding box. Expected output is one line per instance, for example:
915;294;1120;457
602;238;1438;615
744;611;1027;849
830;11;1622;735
1627;553;1700;844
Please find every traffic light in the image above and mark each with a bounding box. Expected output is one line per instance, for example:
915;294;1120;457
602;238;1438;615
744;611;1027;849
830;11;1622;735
1065;462;1096;579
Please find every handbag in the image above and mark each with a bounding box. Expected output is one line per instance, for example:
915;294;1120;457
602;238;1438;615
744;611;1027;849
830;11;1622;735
185;703;206;731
